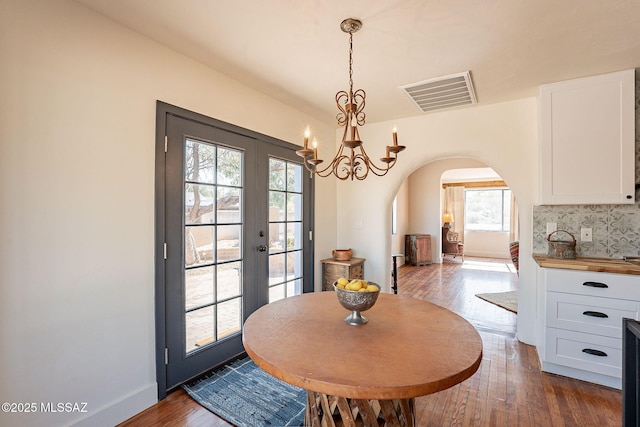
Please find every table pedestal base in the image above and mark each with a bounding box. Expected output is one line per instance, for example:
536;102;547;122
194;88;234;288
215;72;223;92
305;390;415;427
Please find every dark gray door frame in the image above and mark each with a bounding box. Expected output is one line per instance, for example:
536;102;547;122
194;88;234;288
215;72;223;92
154;101;315;399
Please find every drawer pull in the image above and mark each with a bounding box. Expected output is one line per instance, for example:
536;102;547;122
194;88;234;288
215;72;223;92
582;348;608;357
582;311;608;318
582;281;608;289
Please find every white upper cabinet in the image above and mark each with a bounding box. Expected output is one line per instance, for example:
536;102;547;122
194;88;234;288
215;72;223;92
539;69;635;205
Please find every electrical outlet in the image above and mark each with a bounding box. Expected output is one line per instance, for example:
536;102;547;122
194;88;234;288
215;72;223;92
581;227;592;242
546;222;557;236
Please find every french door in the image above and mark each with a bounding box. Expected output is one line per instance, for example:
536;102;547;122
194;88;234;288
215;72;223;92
156;103;313;396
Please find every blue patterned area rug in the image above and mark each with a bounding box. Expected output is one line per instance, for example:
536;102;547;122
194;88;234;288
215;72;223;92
182;357;306;427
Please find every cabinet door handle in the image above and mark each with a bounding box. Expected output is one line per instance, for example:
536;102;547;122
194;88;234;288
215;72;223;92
582;281;608;289
582;348;608;357
582;311;608;318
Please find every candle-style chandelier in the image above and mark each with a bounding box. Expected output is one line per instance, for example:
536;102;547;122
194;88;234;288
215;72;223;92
296;18;406;181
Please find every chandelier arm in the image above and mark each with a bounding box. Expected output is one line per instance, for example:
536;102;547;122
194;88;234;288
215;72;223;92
352;148;394;177
311;143;348;177
316;154;352;180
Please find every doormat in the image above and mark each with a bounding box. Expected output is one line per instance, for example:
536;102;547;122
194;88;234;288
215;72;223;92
475;291;518;314
182;357;305;427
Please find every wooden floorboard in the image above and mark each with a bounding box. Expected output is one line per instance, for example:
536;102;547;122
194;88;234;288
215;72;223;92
119;257;622;426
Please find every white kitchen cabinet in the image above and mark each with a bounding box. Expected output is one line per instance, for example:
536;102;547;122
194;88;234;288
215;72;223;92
539;69;635;204
540;268;640;389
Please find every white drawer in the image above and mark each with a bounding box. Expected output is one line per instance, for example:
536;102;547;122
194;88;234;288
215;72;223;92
545;328;621;378
546;292;639;338
545;269;640;300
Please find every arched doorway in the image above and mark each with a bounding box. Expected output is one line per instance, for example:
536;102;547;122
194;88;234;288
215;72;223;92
390;157;519;335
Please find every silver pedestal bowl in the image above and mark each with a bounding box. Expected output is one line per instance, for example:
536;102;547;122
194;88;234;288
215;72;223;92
333;282;380;325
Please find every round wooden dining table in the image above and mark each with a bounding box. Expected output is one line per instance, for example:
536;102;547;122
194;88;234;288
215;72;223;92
243;291;482;426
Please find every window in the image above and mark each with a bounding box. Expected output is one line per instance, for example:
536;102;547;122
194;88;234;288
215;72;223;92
465;188;511;232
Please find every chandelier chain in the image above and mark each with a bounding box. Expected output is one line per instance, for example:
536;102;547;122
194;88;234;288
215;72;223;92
348;32;354;94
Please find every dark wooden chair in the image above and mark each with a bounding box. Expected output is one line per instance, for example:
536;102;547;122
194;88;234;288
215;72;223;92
442;227;464;261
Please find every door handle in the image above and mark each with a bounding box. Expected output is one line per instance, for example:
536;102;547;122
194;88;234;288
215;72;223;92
258;244;268;252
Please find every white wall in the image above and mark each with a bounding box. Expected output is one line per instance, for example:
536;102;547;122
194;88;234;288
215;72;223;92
336;98;539;344
0;1;336;426
464;231;511;258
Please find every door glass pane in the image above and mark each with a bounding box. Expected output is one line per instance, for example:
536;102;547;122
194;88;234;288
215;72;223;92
287;250;302;280
184;139;244;355
269;158;286;191
185;266;214;310
185;141;216;183
185;225;214;267
269;285;285;303
287;163;302;193
185;184;215;224
217;187;241;224
269;223;286;254
217;148;241;186
287;222;302;251
287;279;302;297
268;158;304;303
217;298;241;339
217;261;242;301
269;192;285;220
217;224;241;262
185;306;214;351
287;193;302;221
268;253;286;285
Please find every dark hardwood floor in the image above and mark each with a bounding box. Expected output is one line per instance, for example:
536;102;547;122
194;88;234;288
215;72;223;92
119;257;622;426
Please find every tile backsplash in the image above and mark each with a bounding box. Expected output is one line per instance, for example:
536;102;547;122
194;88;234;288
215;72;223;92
532;71;640;259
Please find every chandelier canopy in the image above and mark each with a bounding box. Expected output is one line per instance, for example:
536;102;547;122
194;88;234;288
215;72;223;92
296;18;405;181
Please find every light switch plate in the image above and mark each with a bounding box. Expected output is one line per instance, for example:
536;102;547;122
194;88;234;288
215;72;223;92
581;227;592;242
546;222;557;236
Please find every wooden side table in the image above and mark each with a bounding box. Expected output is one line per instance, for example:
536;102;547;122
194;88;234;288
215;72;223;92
321;257;365;291
405;234;432;266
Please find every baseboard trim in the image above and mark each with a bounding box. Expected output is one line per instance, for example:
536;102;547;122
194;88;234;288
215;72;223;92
463;251;510;259
71;383;157;427
541;362;621;389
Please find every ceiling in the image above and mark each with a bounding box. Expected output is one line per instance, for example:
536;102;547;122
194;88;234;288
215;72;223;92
76;0;640;125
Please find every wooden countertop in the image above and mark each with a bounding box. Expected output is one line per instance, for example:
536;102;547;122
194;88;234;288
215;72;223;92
533;254;640;276
243;292;482;400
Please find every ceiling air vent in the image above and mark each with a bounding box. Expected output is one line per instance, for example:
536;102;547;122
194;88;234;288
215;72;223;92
400;71;477;113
